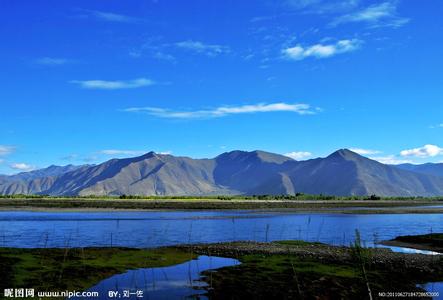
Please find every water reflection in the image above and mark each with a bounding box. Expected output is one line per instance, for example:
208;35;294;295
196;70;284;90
75;256;239;300
378;245;441;255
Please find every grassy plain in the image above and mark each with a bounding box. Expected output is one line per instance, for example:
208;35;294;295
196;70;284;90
0;196;442;213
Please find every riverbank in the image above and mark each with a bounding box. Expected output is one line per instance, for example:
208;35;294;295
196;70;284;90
381;233;443;253
1;241;442;299
1;197;443;213
178;241;443;299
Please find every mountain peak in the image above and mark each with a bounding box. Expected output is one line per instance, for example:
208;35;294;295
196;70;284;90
139;151;157;159
218;150;291;164
252;150;293;164
328;149;362;160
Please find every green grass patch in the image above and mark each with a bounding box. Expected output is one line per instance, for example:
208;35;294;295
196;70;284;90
0;247;195;293
240;254;359;278
202;253;366;299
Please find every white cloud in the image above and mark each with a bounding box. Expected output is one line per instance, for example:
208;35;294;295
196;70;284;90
83;9;141;23
286;0;360;13
332;2;409;28
286;0;322;9
349;148;381;155
100;150;146;156
158;151;172;155
175;40;230;56
400;144;443;158
10;163;35;172
153;52;176;62
283;39;361;60
370;155;412;165
0;159;4;164
0;145;15;156
82;156;99;163
284;151;312;160
62;154;79;161
35;57;70;66
124;102;317;119
70;78;155;90
430;123;443;129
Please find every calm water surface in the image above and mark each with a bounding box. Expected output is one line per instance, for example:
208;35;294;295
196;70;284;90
75;256;239;300
419;282;443;299
0;210;442;250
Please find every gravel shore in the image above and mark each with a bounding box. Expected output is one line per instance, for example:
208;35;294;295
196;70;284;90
176;241;443;273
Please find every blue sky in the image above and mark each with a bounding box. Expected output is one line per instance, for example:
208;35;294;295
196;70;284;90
1;0;443;174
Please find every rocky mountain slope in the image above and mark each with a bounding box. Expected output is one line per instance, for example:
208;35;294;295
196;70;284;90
1;149;443;196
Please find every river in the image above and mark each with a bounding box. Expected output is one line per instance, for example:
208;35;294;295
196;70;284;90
0;210;442;252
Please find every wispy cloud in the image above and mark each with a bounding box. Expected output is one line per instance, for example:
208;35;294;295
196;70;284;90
99;149;146;156
400;144;443;158
124;102;318;119
370;155;412;165
160;151;173;155
80;9;141;23
284;151;312;160
0;145;15;156
128;37;176;61
152;52;176;62
349;147;412;164
70;78;155;90
429;123;443;129
283;39;362;60
35;57;71;66
82;156;99;163
175;40;230;56
286;0;322;9
61;154;79;161
130;39;228;60
10;163;35;172
286;0;360;14
349;148;381;155
331;2;409;28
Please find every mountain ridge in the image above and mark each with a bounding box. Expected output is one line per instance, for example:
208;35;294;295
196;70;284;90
394;163;443;178
1;149;443;197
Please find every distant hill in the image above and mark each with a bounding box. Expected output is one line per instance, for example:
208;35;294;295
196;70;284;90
279;149;443;196
0;164;88;195
1;164;85;182
395;163;443;178
213;150;295;194
1;149;443;196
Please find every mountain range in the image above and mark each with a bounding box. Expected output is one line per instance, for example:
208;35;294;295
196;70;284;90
1;149;443;197
394;163;443;178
